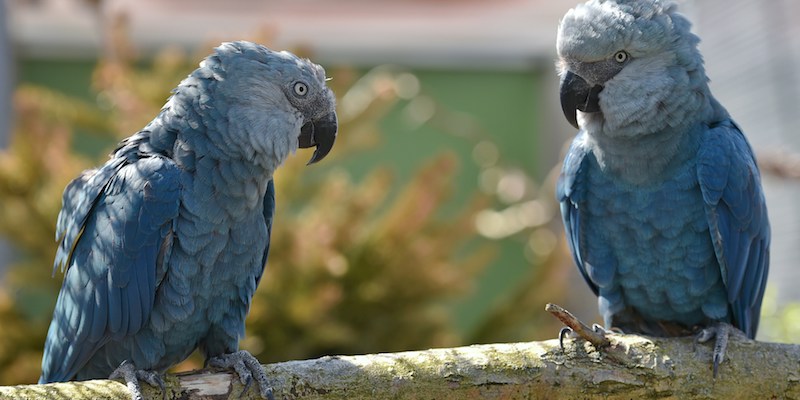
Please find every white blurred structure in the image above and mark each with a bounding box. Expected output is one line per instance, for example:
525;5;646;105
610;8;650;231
7;0;577;69
5;0;799;307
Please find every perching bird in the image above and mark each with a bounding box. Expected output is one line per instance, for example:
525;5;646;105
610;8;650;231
555;0;769;376
39;41;337;399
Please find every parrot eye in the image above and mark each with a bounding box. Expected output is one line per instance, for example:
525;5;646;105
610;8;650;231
614;51;629;63
293;82;309;97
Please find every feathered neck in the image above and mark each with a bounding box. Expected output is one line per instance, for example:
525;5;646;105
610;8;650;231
106;79;277;221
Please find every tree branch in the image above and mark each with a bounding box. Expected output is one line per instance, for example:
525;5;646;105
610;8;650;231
2;334;799;400
546;303;610;349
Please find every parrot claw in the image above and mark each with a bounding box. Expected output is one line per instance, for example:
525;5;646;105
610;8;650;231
592;323;612;336
109;360;166;400
695;322;740;378
209;350;274;400
558;326;574;351
558;324;612;351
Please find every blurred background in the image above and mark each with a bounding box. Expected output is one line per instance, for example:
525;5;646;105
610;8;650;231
0;0;799;385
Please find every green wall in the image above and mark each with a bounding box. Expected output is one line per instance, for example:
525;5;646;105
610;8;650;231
17;58;545;340
334;69;542;336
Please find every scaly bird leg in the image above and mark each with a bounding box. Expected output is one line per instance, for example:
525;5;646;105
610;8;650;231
209;350;274;400
109;360;166;400
546;303;611;351
695;321;743;378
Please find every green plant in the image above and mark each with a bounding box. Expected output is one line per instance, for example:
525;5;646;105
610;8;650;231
0;34;497;383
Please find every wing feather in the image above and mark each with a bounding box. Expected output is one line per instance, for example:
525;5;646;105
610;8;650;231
39;155;181;382
556;132;598;295
697;120;770;338
255;179;275;288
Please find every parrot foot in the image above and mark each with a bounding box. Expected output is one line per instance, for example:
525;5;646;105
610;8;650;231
558;326;575;351
546;303;610;351
694;322;744;378
560;324;614;350
109;360;166;400
209;350;274;400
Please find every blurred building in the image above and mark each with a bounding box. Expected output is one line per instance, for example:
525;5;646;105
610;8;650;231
9;0;564;67
7;0;579;164
5;0;800;332
7;0;589;335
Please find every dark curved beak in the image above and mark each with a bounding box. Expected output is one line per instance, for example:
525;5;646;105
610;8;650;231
298;112;338;165
559;70;603;129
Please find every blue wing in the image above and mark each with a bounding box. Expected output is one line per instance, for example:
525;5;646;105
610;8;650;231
697;120;770;339
556;132;599;295
256;179;275;287
40;155;181;382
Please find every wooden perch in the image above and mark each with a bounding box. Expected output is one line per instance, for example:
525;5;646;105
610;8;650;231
2;333;800;400
546;303;610;349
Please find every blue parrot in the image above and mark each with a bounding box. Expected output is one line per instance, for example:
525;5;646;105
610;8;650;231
555;0;770;376
39;41;338;399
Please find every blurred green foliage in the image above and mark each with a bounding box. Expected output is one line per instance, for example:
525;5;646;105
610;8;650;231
0;24;573;383
756;288;800;344
8;16;793;390
10;19;795;391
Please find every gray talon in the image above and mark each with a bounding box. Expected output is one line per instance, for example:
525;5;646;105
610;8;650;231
209;350;274;400
591;324;609;337
559;327;574;351
694;322;732;378
109;360;165;400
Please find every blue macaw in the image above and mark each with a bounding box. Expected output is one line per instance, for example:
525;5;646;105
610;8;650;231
555;0;770;376
39;41;338;399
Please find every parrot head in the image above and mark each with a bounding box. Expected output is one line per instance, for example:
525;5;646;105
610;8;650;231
556;0;708;136
201;41;338;166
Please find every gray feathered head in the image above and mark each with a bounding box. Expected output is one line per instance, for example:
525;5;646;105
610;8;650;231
177;41;337;167
557;0;710;137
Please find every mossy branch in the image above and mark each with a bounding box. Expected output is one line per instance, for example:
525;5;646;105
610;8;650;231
2;334;799;400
